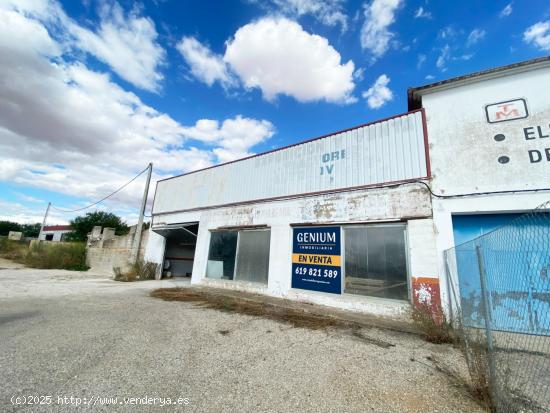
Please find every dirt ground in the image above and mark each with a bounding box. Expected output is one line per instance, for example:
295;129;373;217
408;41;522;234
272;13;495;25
0;263;486;412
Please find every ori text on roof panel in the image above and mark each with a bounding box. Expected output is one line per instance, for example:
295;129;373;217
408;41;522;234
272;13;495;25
154;111;428;214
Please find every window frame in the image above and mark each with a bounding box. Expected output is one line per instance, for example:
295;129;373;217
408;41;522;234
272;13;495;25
207;227;271;284
341;222;411;302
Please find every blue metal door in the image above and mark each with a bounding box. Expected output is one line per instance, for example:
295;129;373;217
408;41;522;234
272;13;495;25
452;213;550;335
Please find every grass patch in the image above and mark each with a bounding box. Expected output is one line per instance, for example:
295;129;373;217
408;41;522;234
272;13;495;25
151;287;351;330
114;260;158;282
24;242;89;270
0;238;28;261
412;303;457;344
461;332;494;411
0;238;88;271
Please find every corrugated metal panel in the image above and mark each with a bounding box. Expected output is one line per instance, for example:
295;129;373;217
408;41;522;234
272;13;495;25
153;111;428;214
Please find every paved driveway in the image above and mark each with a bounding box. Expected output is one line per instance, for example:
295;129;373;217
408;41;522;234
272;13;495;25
0;264;485;412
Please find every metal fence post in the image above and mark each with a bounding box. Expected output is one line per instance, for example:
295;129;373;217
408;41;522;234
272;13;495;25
476;244;500;411
443;251;454;324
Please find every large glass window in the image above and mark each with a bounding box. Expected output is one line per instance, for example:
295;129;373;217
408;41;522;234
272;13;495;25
235;230;270;284
206;231;238;280
344;224;408;300
206;229;270;284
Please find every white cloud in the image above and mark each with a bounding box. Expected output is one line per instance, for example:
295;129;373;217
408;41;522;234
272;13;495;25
466;28;486;47
176;36;235;88
417;53;426;69
181;116;275;162
524;21;550;51
360;0;403;61
455;53;473;61
425;74;435;80
67;2;166;92
0;199;62;224
224;17;356;103
499;3;513;18
268;0;348;31
0;4;275;221
3;0;166;92
438;25;458;40
362;74;393;109
15;193;44;203
436;44;450;71
414;6;431;19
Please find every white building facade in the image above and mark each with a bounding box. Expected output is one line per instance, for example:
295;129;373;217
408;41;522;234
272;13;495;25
408;56;550;317
147;111;438;318
146;56;550;319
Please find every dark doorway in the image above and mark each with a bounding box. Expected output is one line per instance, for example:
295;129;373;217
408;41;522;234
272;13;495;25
161;223;198;278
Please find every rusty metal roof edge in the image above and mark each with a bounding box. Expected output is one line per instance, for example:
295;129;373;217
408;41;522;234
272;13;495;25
408;56;550;100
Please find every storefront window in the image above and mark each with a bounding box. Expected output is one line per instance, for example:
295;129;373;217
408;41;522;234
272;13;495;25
344;224;408;300
206;229;270;284
235;230;270;284
206;231;238;280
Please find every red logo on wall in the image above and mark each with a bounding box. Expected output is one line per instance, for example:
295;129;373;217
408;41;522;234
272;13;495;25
485;98;528;124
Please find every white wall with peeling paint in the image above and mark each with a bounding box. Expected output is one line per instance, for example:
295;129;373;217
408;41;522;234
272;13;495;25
147;184;437;318
417;61;550;317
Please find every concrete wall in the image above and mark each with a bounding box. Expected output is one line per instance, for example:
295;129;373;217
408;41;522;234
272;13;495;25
148;185;437;318
420;63;550;314
86;227;149;275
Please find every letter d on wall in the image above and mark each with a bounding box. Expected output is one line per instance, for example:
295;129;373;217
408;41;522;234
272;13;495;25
529;150;542;163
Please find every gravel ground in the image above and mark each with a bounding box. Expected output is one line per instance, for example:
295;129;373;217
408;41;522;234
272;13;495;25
0;265;486;412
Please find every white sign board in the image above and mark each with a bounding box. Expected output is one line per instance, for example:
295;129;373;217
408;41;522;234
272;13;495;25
485;98;528;123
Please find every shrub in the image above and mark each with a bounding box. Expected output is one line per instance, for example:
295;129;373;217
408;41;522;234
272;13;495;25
113;260;158;282
412;302;456;344
24;242;89;271
0;238;29;261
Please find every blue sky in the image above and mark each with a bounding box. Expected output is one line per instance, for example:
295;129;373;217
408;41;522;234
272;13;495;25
1;0;549;225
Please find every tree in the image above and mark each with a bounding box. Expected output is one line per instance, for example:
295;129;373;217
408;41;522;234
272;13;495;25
0;221;42;237
0;221;22;236
66;211;129;242
21;223;41;238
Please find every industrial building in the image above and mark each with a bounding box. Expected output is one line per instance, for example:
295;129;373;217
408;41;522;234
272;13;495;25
146;56;550;318
408;56;550;321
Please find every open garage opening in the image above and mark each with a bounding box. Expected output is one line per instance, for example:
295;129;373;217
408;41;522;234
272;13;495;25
154;223;199;278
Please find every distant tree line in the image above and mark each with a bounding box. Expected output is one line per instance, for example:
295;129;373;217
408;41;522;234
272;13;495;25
0;221;41;237
1;211;147;241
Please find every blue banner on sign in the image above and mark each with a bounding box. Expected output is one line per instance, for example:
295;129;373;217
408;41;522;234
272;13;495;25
291;226;341;294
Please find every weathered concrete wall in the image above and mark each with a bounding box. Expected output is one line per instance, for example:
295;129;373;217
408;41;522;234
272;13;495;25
421;63;550;316
423;64;550;195
147;185;436;318
86;227;149;275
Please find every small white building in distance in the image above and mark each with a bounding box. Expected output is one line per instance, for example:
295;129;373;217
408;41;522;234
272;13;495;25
39;225;72;242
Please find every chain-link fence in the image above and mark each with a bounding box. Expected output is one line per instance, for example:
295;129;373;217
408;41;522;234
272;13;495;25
445;202;550;412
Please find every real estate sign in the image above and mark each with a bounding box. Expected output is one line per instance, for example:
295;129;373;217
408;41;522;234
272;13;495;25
291;226;341;294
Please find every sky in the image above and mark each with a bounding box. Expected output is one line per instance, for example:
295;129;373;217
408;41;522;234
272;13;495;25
1;0;549;226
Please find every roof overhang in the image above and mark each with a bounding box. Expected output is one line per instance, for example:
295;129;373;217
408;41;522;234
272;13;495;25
151;222;198;237
407;56;550;111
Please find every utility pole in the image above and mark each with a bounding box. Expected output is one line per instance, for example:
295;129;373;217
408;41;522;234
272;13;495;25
130;163;153;264
38;202;51;240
